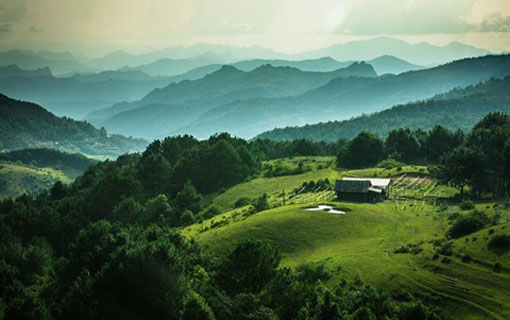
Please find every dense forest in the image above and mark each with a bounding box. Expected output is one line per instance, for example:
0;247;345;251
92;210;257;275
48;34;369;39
256;77;510;142
0;94;147;156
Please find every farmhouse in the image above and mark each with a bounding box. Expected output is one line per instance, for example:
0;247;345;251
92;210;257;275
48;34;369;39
335;178;392;202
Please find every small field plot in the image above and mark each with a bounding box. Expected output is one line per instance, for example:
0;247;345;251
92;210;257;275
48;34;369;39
391;174;457;201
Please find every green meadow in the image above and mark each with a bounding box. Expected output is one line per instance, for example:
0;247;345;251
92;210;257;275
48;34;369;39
184;157;510;320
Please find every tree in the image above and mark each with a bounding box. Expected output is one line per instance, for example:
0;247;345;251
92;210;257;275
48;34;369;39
337;132;385;168
424;126;463;163
253;193;270;212
218;239;281;295
468;112;510;196
385;128;421;163
181;292;215;320
145;194;174;225
439;146;485;198
175;180;203;214
137;152;173;197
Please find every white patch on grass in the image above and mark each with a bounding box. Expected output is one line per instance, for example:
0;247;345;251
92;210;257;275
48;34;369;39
305;205;345;214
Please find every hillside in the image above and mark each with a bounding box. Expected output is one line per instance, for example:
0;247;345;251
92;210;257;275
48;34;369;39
0;94;147;156
0;148;97;179
0;148;97;199
256;77;510;142
175;54;510;139
94;62;377;138
0;162;71;199
0;67;171;119
183;162;510;319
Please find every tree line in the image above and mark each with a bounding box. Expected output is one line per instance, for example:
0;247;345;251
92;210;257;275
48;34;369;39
336;113;510;198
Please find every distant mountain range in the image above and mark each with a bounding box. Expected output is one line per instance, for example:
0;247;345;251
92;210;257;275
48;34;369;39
168;54;510;139
255;77;510;142
118;54;226;77
1;37;491;76
0;50;91;75
160;55;424;83
0;65;171;119
296;37;490;65
88;62;377;137
0;64;53;79
0;94;147;156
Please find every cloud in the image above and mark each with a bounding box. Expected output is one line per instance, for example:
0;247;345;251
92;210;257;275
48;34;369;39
0;0;27;23
28;25;43;33
337;0;477;34
474;13;510;32
0;23;12;33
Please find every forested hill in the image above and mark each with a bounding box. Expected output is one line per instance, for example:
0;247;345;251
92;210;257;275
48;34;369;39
0;148;97;178
0;94;147;156
255;77;510;142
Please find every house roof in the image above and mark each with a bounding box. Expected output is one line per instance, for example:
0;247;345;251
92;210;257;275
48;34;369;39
335;177;392;194
341;177;392;188
335;179;372;193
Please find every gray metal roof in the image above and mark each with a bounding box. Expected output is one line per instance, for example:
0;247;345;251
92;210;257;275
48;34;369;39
335;177;390;194
335;179;372;193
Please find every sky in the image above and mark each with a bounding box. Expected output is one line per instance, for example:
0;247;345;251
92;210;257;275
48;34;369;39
0;0;509;57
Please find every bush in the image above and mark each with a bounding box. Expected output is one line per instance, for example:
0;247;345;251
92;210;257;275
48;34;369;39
201;205;222;219
296;264;332;283
493;262;502;273
461;254;472;263
448;210;490;238
488;234;510;248
253;193;270;212
234;197;251;208
377;158;404;169
460;200;475;210
394;246;410;254
436;241;453;256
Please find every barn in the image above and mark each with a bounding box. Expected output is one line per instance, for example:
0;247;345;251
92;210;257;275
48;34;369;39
335;178;392;202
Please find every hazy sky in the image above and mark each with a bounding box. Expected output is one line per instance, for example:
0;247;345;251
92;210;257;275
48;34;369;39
0;0;509;56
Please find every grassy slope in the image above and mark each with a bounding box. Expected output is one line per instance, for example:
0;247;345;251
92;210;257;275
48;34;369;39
0;162;71;199
184;158;510;319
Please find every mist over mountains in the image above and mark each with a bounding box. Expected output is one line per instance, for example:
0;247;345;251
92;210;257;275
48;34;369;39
92;54;510;140
1;37;507;147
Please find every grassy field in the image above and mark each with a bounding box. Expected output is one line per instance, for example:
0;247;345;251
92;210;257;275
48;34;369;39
0;162;72;199
211;155;444;209
184;157;510;320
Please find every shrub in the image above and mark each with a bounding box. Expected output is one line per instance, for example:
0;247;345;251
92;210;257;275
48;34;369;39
460;200;475;210
488;234;510;248
461;254;472;263
234;197;251;208
436;241;453;256
201;205;222;219
296;264;332;283
377;158;404;169
394;246;410;254
441;257;451;264
493;262;502;273
253;193;270;212
448;210;490;238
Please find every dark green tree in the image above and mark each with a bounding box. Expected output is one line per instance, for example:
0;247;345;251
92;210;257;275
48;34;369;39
337;132;385;168
218;239;281;295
